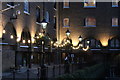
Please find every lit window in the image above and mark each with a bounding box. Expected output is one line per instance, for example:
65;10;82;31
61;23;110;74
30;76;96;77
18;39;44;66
112;18;118;27
36;7;41;23
112;0;118;7
85;17;96;27
84;0;96;8
63;0;69;8
24;0;30;14
63;18;69;27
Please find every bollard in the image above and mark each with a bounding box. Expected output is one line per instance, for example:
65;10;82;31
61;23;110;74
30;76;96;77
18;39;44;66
40;65;47;80
47;66;48;78
59;65;61;75
37;67;40;80
27;69;29;80
53;66;55;77
13;69;15;80
72;64;73;73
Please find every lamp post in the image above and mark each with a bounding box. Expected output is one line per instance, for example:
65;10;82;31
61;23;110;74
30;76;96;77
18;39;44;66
66;29;70;37
28;40;31;68
79;35;82;42
40;2;48;80
64;29;71;73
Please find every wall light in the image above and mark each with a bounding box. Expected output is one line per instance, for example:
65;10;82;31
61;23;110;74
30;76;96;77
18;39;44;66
10;35;14;39
28;40;31;43
79;36;82;42
3;30;6;34
17;37;21;42
23;40;26;43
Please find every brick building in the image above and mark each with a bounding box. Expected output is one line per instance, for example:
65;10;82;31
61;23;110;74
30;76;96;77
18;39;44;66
56;1;120;48
1;2;55;72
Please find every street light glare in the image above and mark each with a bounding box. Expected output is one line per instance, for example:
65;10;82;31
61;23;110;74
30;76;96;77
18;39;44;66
17;37;21;42
41;23;47;29
10;35;14;39
3;30;6;34
23;40;26;44
41;19;48;29
28;40;31;43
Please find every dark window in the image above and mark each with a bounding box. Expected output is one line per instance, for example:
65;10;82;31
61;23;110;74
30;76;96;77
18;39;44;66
7;2;14;7
110;39;120;48
36;7;41;23
24;0;30;14
54;17;56;29
54;2;56;10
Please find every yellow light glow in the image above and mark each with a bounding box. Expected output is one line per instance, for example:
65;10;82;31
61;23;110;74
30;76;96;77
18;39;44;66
42;41;44;45
37;36;39;39
72;42;78;46
51;41;53;44
23;40;26;43
98;34;109;47
10;35;14;39
28;40;31;43
16;26;22;42
17;37;21;42
82;46;89;51
3;30;6;34
100;40;108;46
99;37;109;46
39;33;42;35
0;26;3;38
31;38;35;43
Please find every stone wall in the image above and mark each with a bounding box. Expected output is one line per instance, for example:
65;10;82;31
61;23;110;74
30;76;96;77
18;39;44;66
2;45;15;72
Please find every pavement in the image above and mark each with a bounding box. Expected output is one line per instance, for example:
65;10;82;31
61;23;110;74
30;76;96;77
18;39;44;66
2;64;66;80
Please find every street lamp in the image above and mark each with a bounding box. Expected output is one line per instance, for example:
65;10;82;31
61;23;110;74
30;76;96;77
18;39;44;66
41;19;48;29
10;35;14;39
79;35;82;42
87;40;90;44
66;29;70;37
40;2;48;80
41;2;48;33
3;29;6;34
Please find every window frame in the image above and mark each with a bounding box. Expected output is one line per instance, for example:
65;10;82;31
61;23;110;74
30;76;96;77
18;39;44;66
112;0;118;7
84;0;96;8
112;17;118;27
63;0;70;8
63;18;70;27
36;7;41;23
24;0;30;15
85;17;96;27
45;11;50;23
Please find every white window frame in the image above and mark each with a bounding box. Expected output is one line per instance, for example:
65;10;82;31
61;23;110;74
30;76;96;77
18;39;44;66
63;18;70;27
45;11;49;23
84;0;96;8
36;7;41;23
112;0;118;7
24;0;30;15
85;17;96;27
63;0;69;8
112;17;118;27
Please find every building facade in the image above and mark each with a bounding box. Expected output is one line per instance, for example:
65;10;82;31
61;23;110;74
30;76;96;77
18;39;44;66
56;1;120;48
1;2;56;72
